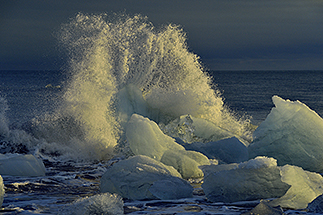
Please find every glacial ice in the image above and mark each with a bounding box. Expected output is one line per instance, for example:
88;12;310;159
100;155;193;200
238;156;277;169
0;175;4;208
201;156;290;203
126;114;209;178
242;201;284;215
249;95;323;173
160;149;209;179
61;193;124;215
161;114;238;144
126;114;184;160
115;84;151;126
270;164;323;209
201;156;323;209
182;137;248;163
199;163;239;177
0;154;46;176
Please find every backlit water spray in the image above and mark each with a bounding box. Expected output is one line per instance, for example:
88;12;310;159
32;13;252;161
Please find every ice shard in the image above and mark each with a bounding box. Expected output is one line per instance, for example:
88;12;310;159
270;165;323;209
0;154;46;176
100;155;193;200
126;114;209;178
249;96;323;173
0;175;4;208
201;157;290;203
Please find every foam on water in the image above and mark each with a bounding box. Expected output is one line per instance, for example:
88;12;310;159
1;13;252;161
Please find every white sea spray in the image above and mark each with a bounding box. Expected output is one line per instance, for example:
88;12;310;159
13;13;252;161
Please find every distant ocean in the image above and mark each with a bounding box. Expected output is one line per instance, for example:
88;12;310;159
210;70;323;125
2;70;323;127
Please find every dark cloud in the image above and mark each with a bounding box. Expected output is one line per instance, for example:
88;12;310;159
1;0;323;70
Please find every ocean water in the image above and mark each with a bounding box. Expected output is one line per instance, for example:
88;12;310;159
210;70;323;125
2;70;323;128
1;13;323;214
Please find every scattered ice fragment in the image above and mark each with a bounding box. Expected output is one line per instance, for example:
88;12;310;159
270;164;323;209
249;95;323;173
126;114;184;161
199;163;238;177
161;114;239;144
182;137;248;163
201;156;290;203
61;193;124;215
159;114;200;143
0;175;4;208
161;149;209;179
149;178;193;200
0;154;46;176
238;156;277;169
100;155;193;200
126;114;209;178
242;201;284;215
115;84;151;126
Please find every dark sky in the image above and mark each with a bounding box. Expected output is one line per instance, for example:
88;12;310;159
1;0;323;71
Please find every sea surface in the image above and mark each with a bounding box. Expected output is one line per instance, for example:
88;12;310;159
2;70;323;127
210;70;323;125
1;69;323;214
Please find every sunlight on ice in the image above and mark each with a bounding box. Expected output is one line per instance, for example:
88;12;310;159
126;114;185;161
126;114;209;178
201;156;290;203
161;114;248;144
0;176;4;208
201;156;323;210
249;95;323;173
270;164;323;209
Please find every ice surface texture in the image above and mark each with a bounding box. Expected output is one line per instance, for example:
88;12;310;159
0;154;45;176
115;84;152;127
182;137;248;163
61;193;124;215
100;155;193;200
0;176;4;208
242;201;284;215
249;95;323;173
270;165;323;209
161;114;237;144
201;156;323;209
126;114;209;178
201;157;290;203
